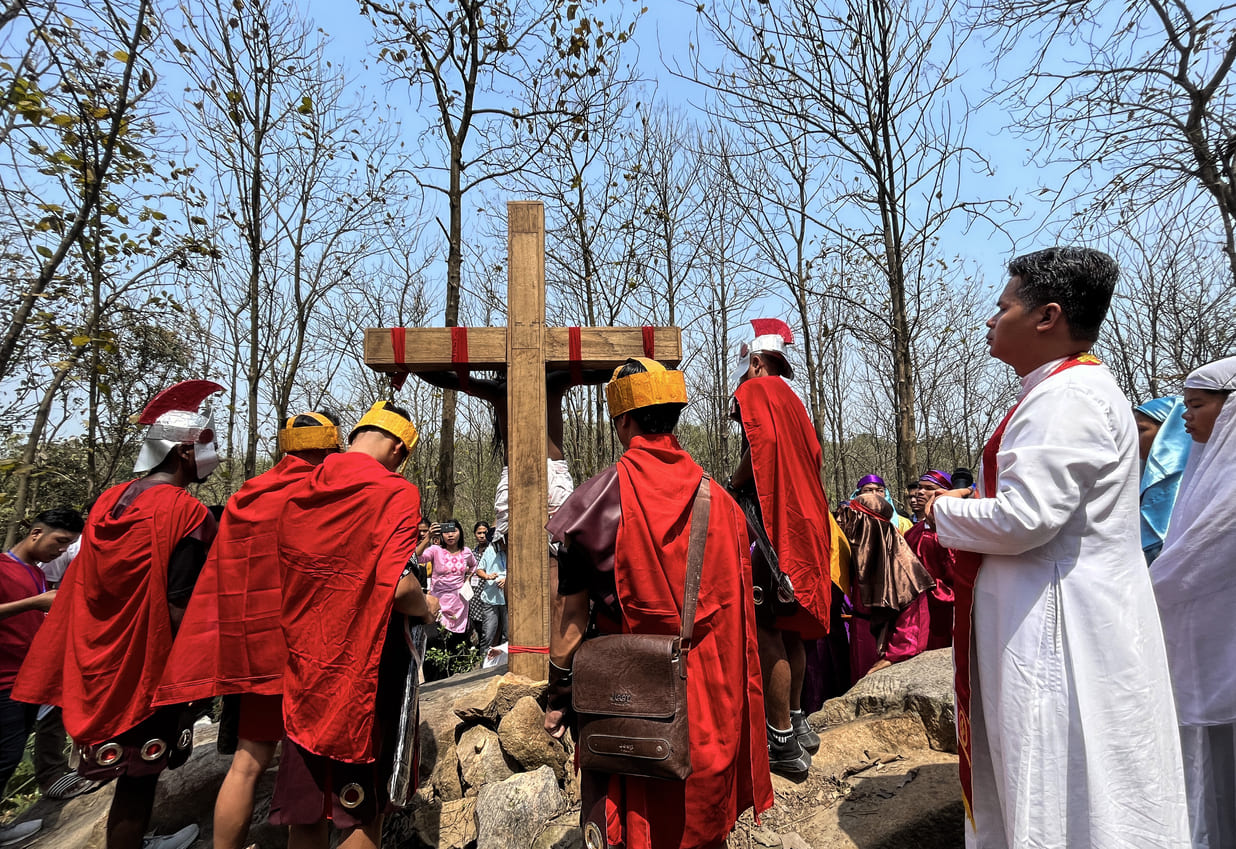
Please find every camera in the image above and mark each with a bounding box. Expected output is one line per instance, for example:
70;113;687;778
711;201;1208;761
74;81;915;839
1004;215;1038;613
952;467;975;491
438;521;457;533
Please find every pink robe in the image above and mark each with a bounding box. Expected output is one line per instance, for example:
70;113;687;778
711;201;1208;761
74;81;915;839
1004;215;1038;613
421;545;476;634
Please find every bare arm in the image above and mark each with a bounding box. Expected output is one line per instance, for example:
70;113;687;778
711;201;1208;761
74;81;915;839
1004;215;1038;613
413;370;505;404
544;588;590;739
0;590;56;620
547;368;613;394
415;524;440;558
729;447;754;490
394;573;440;622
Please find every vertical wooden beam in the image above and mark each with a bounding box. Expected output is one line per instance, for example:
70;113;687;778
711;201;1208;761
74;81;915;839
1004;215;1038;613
505;201;550;680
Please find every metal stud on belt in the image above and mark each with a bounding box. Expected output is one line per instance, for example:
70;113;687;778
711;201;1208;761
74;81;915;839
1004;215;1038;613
95;742;123;766
140;738;168;761
339;782;365;809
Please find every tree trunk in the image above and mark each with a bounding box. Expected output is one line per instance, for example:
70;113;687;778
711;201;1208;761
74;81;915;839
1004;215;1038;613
435;140;465;516
5;356;79;547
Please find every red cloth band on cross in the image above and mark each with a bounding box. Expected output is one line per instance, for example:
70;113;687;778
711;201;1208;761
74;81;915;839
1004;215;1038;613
568;326;583;384
390;327;408;391
642;326;655;359
450;326;470;392
507;645;550;655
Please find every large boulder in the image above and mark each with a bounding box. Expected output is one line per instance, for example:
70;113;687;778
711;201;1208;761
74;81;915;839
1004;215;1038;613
417;669;501;802
496;697;568;781
458;724;517;793
475;766;566;849
453;674;545;727
814;648;957;753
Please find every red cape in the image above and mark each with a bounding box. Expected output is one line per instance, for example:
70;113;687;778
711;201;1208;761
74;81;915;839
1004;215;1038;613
13;480;208;744
605;434;773;849
734;376;832;637
277;450;422;763
903;522;956;652
154;455;316;705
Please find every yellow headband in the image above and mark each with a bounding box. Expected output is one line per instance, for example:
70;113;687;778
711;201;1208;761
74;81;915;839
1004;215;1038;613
605;357;688;418
277;412;341;454
349;402;419;453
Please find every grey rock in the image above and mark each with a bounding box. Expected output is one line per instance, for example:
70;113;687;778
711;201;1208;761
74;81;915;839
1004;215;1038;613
453;673;545;727
419;713;464;801
531;823;583;849
814;648;956;753
458;724;517;793
407;792;476;849
476;766;566;849
437;797;478;849
749;825;785;847
497;696;568;780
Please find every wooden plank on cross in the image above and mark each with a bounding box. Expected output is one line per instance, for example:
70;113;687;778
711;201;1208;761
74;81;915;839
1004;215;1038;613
362;200;682;680
506;201;550;680
364;326;681;372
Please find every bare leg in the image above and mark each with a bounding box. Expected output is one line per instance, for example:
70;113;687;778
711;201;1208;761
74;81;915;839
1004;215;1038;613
107;773;159;849
785;630;806;713
756;624;791;729
338;816;383;849
213;739;278;849
287;821;329;849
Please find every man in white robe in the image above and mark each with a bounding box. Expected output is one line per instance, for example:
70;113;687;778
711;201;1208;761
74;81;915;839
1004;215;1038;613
925;247;1189;849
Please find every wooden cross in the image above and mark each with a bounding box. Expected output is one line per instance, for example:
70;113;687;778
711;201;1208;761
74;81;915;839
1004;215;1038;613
364;200;681;679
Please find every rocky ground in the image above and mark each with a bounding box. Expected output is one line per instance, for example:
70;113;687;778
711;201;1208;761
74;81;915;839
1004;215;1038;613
12;649;962;848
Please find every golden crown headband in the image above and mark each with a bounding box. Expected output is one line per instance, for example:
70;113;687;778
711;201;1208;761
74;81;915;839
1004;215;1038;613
605;357;688;418
349;402;420;453
277;412;341;454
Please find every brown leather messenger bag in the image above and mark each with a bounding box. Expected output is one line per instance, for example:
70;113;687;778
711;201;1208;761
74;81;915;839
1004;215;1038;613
571;474;711;781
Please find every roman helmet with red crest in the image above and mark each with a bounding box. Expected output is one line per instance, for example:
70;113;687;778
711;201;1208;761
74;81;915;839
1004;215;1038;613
731;318;795;387
133;380;224;478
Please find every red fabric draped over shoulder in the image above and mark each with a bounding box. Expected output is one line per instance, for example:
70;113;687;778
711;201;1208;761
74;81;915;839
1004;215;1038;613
733;376;832;638
13;481;208;744
277;451;422;763
155;454;316;705
606;434;773;849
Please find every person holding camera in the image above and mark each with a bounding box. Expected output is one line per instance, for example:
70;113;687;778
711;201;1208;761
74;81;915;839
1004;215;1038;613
415;519;477;656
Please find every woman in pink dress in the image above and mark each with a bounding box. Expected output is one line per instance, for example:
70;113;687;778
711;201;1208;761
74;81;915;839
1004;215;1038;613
416;519;477;638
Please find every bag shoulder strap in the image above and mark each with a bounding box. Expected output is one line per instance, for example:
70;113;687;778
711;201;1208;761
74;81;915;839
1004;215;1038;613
679;474;711;654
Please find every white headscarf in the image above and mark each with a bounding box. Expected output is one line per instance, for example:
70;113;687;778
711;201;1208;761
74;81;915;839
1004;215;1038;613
1151;354;1236;725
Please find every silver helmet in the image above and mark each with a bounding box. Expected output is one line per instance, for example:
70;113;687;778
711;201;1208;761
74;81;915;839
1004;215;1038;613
133;380;224;478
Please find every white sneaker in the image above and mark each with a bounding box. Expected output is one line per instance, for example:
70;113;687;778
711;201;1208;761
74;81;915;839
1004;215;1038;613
142;824;199;849
0;820;42;846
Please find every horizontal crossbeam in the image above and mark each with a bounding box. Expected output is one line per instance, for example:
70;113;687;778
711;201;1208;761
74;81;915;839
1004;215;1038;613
363;326;682;372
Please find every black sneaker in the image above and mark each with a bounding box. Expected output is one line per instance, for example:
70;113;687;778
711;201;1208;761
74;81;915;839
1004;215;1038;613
767;728;810;779
791;712;820;753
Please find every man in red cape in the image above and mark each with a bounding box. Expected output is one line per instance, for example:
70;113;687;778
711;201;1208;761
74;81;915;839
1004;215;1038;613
269;401;438;849
727;319;832;778
13;380;224;849
154;411;342;849
545;358;773;849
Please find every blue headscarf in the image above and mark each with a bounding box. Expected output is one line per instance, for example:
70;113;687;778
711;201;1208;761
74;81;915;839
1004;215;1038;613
1134;395;1191;564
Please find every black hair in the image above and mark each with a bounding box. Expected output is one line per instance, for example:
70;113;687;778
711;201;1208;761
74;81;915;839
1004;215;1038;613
614;360;684;434
292;409;341;427
474;520;491;533
1007;247;1118;343
440;517;464;551
33;508;84;535
349;401;413;446
756;352;789;377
